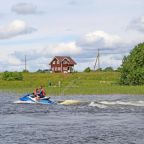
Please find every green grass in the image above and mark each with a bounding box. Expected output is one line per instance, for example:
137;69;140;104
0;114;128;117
0;72;144;95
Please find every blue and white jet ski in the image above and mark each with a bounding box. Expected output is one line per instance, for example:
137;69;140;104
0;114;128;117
19;93;56;104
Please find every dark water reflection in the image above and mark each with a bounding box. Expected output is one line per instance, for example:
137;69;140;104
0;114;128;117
0;92;144;144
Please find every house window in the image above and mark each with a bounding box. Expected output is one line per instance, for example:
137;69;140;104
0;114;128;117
57;60;60;64
63;67;67;71
52;67;54;71
63;60;68;64
53;61;56;64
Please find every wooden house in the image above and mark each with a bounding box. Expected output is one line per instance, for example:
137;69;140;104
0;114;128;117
49;56;76;73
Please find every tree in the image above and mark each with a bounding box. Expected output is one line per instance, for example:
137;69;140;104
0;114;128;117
36;69;44;73
120;43;144;85
115;67;121;72
22;69;29;73
96;68;102;72
84;67;91;72
103;67;114;72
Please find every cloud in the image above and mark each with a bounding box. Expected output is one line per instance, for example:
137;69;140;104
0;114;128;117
0;51;22;71
46;42;81;56
0;13;4;18
7;56;21;65
2;31;136;71
13;48;43;62
74;31;134;70
78;31;122;49
11;31;133;71
127;16;144;33
11;3;42;15
76;30;132;57
0;20;37;39
14;42;81;61
100;55;122;69
68;0;78;5
11;42;81;71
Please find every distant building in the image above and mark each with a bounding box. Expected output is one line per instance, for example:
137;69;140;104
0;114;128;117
49;56;76;73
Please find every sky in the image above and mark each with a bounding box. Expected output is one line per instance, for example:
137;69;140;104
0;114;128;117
0;0;144;72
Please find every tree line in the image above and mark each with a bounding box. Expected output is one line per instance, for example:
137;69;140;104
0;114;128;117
83;66;120;72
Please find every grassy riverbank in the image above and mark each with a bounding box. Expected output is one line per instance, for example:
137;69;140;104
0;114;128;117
0;72;144;95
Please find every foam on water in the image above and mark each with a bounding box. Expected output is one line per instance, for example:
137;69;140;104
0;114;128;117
14;99;144;107
89;101;107;108
55;99;144;107
100;100;144;107
14;100;35;104
59;100;81;105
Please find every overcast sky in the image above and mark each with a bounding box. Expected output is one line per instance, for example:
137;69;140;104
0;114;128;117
0;0;144;71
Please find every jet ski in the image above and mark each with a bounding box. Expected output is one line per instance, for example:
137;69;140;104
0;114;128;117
19;93;56;104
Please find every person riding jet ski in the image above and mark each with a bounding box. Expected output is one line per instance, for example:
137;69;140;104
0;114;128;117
34;86;46;100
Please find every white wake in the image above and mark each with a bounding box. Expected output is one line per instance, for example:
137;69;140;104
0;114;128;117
89;102;107;108
100;100;144;107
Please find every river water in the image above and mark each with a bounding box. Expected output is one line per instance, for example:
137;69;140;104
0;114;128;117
0;92;144;144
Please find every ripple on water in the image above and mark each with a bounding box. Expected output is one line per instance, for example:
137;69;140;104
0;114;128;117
0;92;144;144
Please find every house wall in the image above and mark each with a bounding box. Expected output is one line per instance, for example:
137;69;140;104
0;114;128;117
50;57;75;73
51;64;74;72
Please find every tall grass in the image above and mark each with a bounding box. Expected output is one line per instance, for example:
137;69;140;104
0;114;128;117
0;72;144;95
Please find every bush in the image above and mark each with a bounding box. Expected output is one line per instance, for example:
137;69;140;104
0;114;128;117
22;69;29;73
96;68;102;72
2;71;23;81
120;43;144;85
103;67;114;72
84;67;91;72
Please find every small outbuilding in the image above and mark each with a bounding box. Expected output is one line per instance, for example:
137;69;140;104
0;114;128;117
49;56;76;73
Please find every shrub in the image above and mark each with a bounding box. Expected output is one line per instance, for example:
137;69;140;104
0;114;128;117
120;43;144;85
103;67;114;72
84;67;91;72
2;71;23;81
22;69;29;73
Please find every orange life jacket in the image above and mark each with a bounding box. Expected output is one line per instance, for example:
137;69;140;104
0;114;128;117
40;88;46;96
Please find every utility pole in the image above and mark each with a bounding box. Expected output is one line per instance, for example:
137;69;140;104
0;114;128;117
94;49;100;71
25;55;27;71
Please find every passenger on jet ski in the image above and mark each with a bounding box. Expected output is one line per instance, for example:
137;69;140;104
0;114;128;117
39;85;46;98
34;86;46;100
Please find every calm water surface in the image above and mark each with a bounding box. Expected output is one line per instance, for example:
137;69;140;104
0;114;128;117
0;92;144;144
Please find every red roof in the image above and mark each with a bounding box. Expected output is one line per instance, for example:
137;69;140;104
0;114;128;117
50;56;76;65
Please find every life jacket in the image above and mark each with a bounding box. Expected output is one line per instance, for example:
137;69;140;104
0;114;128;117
39;88;46;96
